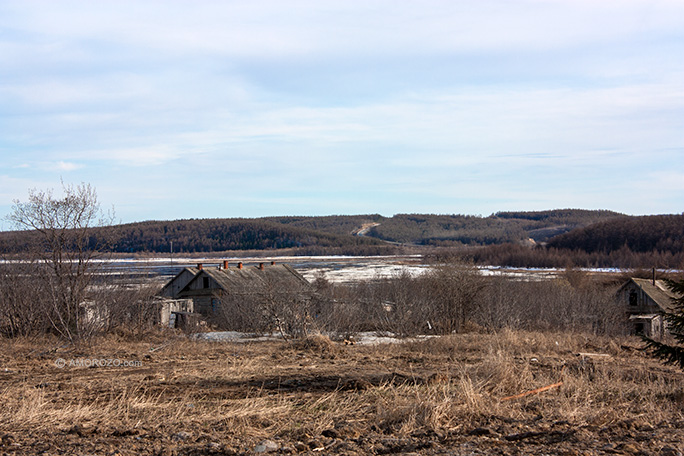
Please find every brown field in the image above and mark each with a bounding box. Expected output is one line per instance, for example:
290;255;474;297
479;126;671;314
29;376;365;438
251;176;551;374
1;331;683;455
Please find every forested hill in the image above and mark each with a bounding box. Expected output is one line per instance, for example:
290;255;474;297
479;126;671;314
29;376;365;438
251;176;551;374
547;214;684;255
362;210;622;245
0;209;626;254
106;218;388;255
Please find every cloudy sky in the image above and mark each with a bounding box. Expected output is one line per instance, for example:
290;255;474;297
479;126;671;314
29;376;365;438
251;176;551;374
1;0;682;225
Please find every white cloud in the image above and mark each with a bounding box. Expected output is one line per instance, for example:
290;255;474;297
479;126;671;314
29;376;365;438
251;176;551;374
54;161;83;171
0;0;682;220
4;0;684;59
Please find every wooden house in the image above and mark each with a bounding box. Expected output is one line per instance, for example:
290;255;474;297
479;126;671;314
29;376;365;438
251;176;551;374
160;266;201;299
617;277;676;338
160;261;310;317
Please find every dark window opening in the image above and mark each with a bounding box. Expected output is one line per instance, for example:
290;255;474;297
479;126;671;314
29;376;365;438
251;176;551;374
203;277;209;288
629;290;638;306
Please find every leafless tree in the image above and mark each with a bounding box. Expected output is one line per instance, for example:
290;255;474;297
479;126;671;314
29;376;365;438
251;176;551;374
306;274;375;338
6;182;114;341
212;289;270;333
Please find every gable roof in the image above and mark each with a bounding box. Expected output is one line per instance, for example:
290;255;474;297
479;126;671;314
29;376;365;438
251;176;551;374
160;266;200;298
622;278;677;312
182;263;310;295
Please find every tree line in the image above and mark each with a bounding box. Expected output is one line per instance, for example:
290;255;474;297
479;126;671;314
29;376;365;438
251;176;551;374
0;209;624;254
0;218;392;256
456;242;684;270
2;183;683;267
547;214;684;255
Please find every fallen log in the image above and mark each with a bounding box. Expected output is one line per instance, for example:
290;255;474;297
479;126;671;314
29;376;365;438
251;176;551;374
500;381;563;402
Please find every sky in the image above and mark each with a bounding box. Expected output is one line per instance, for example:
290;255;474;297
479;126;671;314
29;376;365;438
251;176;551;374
1;0;683;226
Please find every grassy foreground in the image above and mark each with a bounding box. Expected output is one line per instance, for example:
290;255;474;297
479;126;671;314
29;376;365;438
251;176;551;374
1;331;683;455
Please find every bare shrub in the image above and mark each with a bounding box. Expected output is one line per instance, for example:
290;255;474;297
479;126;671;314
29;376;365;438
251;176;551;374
477;276;626;335
421;263;487;335
365;270;429;336
336;262;488;337
212;291;269;334
213;274;316;339
0;262;51;337
320;263;625;338
93;282;163;336
307;275;373;338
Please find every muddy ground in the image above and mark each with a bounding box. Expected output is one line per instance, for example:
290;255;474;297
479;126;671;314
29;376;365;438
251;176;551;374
1;332;683;455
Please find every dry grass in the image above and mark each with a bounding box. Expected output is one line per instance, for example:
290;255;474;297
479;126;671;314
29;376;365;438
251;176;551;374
1;331;683;454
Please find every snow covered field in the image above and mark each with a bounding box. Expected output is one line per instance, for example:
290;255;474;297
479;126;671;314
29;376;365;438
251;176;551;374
193;330;436;345
96;254;632;284
4;254;633;283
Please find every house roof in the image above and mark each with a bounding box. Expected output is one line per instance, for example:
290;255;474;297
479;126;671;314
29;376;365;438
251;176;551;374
160;266;200;298
623;278;677;312
180;263;310;295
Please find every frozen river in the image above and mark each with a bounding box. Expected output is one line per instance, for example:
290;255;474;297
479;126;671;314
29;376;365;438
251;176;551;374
5;254;628;284
103;255;428;284
98;254;606;284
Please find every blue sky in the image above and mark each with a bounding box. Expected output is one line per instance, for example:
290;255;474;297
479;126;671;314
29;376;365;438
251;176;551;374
1;0;683;225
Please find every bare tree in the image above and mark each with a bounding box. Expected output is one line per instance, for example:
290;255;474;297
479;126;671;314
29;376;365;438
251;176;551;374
422;262;487;334
6;182;114;341
307;274;374;338
257;275;315;340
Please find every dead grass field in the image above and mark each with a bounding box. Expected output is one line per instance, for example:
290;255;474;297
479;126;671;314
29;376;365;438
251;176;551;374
1;330;683;455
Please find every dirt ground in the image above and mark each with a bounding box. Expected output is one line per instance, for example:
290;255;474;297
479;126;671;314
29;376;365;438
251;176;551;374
1;331;683;455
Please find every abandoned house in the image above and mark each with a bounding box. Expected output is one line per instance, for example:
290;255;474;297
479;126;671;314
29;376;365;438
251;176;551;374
617;277;676;338
158;265;200;327
159;261;310;319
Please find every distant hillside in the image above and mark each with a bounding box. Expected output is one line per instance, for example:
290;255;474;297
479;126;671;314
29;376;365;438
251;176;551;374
547;214;684;255
0;209;628;255
261;215;384;237
0;218;391;256
467;213;684;269
107;218;388;254
364;210;623;246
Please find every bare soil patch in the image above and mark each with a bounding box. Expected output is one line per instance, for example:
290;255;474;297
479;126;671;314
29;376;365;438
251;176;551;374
1;331;683;455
